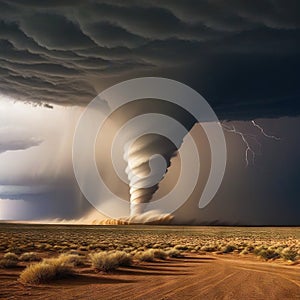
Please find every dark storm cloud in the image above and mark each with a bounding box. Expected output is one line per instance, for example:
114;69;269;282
0;0;299;117
19;13;95;50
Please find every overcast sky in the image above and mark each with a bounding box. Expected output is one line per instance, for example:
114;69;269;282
0;0;299;225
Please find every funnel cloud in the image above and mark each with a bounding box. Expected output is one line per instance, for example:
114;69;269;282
0;1;299;225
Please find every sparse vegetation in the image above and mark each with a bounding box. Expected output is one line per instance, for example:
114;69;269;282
0;258;18;268
90;252;120;272
19;258;74;284
134;250;155;262
19;252;41;262
0;224;297;287
280;248;298;261
3;252;18;261
152;249;167;259
58;253;86;266
111;251;133;267
167;248;184;258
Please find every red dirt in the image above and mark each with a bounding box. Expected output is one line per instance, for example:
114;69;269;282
0;255;299;300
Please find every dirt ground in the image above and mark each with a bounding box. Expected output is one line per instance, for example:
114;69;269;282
0;254;299;300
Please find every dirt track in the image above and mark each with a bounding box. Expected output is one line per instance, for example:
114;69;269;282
1;255;299;300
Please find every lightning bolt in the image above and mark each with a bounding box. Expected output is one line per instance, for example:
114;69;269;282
222;123;255;166
251;120;280;140
222;120;280;167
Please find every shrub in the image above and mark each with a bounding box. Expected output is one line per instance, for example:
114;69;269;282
280;248;298;261
111;251;133;267
134;250;155;262
240;249;249;255
257;249;280;260
20;263;56;284
4;252;18;261
0;258;18;268
167;249;184;258
59;254;85;267
89;252;119;272
253;246;265;255
152;249;167;260
174;245;188;251
19;252;41;262
41;257;74;277
221;244;236;253
200;245;217;252
19;259;73;284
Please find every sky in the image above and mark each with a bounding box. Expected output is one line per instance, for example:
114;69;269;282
0;0;299;225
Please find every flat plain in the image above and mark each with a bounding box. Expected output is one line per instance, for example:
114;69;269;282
0;224;299;299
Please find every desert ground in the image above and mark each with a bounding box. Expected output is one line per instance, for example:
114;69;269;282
0;224;299;300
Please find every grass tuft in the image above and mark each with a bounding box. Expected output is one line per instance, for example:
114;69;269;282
167;248;184;258
90;252;121;272
19;258;73;284
0;258;18;268
134;250;155;262
4;252;18;261
19;252;41;262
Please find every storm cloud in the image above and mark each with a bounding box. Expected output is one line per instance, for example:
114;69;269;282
0;0;299;119
0;1;299;225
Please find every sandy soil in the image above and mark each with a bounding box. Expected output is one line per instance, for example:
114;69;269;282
0;255;299;300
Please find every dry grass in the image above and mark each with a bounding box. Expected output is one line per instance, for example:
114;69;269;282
152;249;167;259
0;258;18;268
19;252;41;262
0;225;298;268
19;257;74;284
134;250;155;262
280;248;298;261
89;251;125;272
167;248;184;258
3;252;18;261
111;251;133;267
58;253;86;266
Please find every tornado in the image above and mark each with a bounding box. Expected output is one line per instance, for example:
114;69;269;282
97;99;197;223
119;100;197;220
124;134;178;216
73;78;226;224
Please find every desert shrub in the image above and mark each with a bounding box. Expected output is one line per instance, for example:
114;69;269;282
200;245;217;252
240;248;249;255
59;254;85;267
167;249;184;258
111;251;133;267
152;249;167;260
19;252;41;262
0;258;18;268
257;249;280;260
20;263;56;284
174;245;188;251
4;252;18;261
89;252;119;272
280;248;298;261
245;245;255;253
253;245;265;255
221;244;237;253
134;250;155;262
41;257;74;275
19;259;73;284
